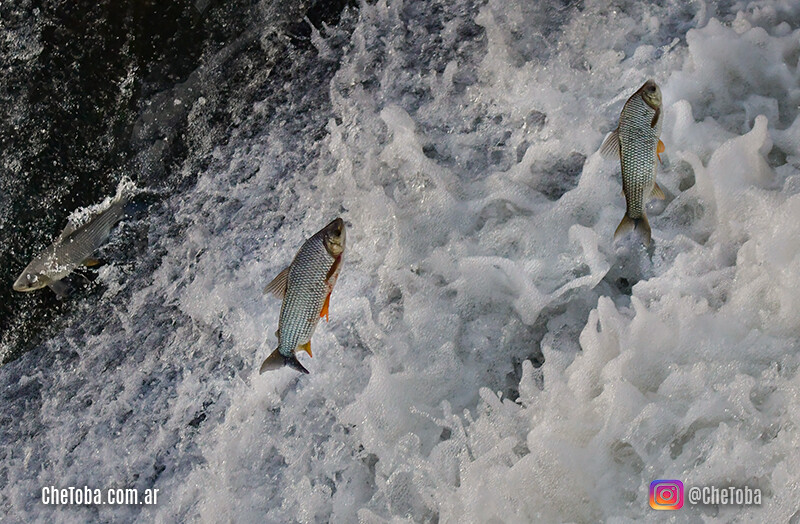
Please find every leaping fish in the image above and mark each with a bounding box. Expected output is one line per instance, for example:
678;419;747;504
260;218;346;374
13;188;132;296
600;79;666;246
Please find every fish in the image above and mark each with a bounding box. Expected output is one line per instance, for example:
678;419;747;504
13;190;132;296
259;218;346;374
600;79;666;246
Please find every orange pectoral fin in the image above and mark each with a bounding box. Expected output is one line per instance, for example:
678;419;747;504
657;139;665;163
298;341;312;358
320;292;331;322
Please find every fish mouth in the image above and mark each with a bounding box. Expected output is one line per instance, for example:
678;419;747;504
13;273;44;292
13;282;35;292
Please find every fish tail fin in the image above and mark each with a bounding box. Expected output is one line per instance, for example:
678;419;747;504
117;192;132;208
614;213;651;246
259;348;310;374
114;180;143;218
114;177;137;205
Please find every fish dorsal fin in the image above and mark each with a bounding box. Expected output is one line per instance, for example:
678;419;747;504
599;129;620;158
263;267;290;298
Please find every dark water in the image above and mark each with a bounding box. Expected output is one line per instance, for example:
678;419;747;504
0;0;354;363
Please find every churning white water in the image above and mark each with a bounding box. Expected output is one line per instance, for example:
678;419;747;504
3;0;800;522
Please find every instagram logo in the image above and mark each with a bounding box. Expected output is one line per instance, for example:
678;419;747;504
650;480;684;510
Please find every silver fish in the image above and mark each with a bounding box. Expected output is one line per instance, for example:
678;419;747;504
601;79;665;246
260;218;346;374
13;192;131;296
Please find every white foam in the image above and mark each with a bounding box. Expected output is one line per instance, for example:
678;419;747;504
63;176;137;231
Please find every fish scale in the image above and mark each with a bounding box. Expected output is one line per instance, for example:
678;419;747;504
277;233;336;358
600;80;664;246
260;217;345;374
619;93;661;219
51;202;125;274
14;192;130;293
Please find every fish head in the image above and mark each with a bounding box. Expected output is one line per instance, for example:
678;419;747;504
322;217;346;257
13;268;49;292
639;80;662;110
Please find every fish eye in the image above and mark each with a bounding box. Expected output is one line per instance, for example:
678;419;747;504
647;85;656;92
